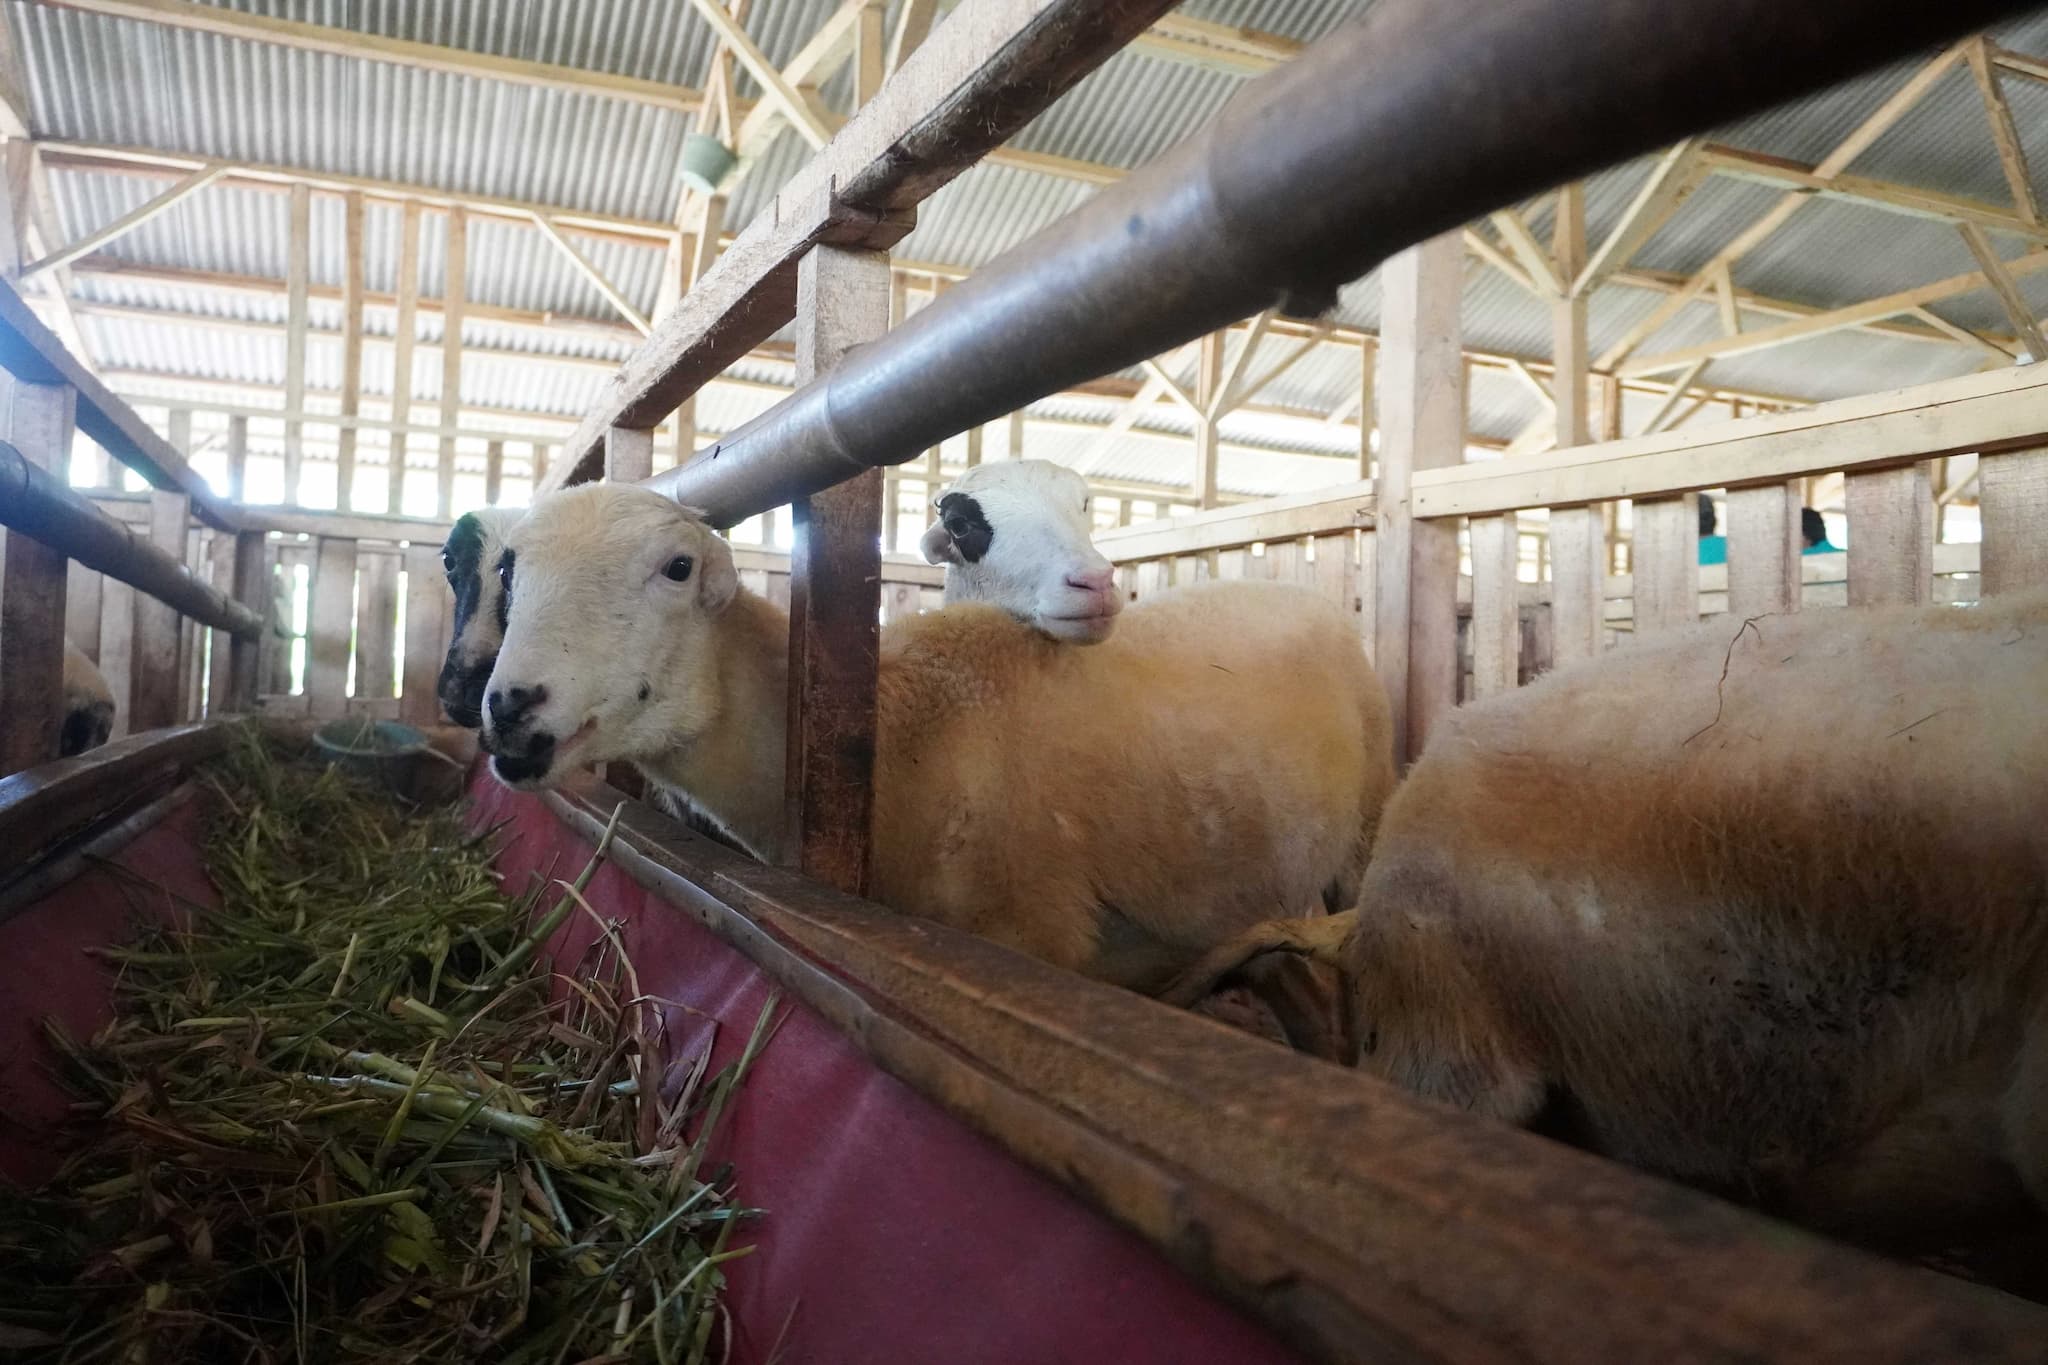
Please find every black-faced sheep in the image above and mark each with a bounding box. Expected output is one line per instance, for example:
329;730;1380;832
59;641;113;757
435;508;522;728
920;459;1121;642
479;483;1395;999
1163;589;2048;1251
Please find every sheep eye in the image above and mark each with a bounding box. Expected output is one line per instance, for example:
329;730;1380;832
662;555;694;583
497;557;514;595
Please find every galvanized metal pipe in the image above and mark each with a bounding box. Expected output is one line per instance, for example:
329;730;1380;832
649;0;2040;523
0;441;264;639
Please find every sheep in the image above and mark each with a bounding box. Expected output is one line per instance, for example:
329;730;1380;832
920;459;1122;642
434;507;523;728
479;482;1394;1006
59;641;113;756
1162;590;2048;1251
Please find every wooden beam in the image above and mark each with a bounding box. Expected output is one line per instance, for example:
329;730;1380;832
388;200;421;513
603;425;654;483
531;212;653;335
305;535;355;717
1489;207;1563;295
785;243;890;892
38;0;703;113
1640;360;1710;433
730;0;873;160
1462;226;1537;294
1373;232;1463;766
398;542;447;727
1700;143;2048;243
1845;463;1934;607
1574;139;1704;295
1412;362;2048;521
1629;494;1698;636
17;148;91;373
1711;260;1742;336
1623;248;2048;375
1208;308;1273;418
225;412;247;501
691;0;834;149
1140;354;1202;419
1978;444;2048;596
335;190;365;511
1468;513;1520;696
1551;183;1590;447
283;181;309;504
1725;482;1801;618
1192;330;1222;507
1908;303;2015;361
438;208;466;519
0;375;76;774
548;0;1179;491
129;485;190;730
1228;320;1334;413
886;0;939;76
19;162;223;278
1957;224;2048;360
1967;39;2040;227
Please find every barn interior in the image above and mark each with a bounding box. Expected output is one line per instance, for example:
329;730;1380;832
2;1;2047;1362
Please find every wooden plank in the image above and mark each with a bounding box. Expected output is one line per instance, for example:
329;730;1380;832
98;577;134;736
1413;362;2048;519
1575;139;1704;294
1978;444;2048;596
1968;39;2040;227
690;0;834;148
335;190;366;510
1468;514;1520;696
353;549;399;700
784;244;889;893
127;488;188;731
1957;224;2048;359
1547;503;1605;666
1192;330;1222;506
1097;480;1374;561
1263;537;1303;584
0;376;76;773
283;182;309;505
438;207;466;519
1133;558;1167;599
604;426;655;484
548;0;1180;487
1489;206;1563;294
205;529;234;714
532;212;653;334
1725;482;1801;618
65;559;103;662
226;530;264;710
388;199;421;514
1845;463;1934;607
226;413;248;502
1373;232;1463;765
1629;494;1698;635
399;542;447;726
305;535;357;717
484;439;504;504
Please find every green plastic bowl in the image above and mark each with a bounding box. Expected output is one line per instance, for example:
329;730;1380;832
680;132;738;195
312;718;429;787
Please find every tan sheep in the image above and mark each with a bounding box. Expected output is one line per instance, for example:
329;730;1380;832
1165;589;2048;1250
479;483;1394;1002
60;641;114;757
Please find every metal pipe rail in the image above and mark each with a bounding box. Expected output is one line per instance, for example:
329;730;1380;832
0;441;262;639
648;0;2039;523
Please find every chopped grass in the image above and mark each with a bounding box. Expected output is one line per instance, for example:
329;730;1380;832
0;727;775;1363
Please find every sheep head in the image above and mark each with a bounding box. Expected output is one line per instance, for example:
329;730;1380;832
921;460;1121;644
482;485;738;789
436;508;524;729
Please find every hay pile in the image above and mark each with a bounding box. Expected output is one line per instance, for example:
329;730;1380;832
0;730;773;1364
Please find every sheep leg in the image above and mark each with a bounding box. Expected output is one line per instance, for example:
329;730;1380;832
1156;913;1357;1010
1239;953;1351;1063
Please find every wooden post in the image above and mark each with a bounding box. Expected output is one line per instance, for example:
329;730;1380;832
1978;445;2048;596
354;549;399;701
226;413;248;502
1007;410;1025;460
1373;232;1464;766
306;535;356;717
485;439;505;504
389;199;422;515
0;375;77;774
129;488;189;730
1356;338;1376;479
1546;188;1607;670
604;426;654;483
1469;513;1520;696
784;243;890;893
1630;493;1699;635
1846;463;1934;607
284;182;309;505
1726;482;1801;617
336;190;365;511
65;560;101;664
438;207;466;519
965;423;983;468
532;442;552;489
400;543;448;727
1551;183;1590;450
1193;331;1222;507
226;529;265;710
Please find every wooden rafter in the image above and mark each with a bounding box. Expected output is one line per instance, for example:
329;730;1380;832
886;0;940;77
1957;223;2048;360
531;212;653;335
1699;144;2048;243
729;0;870;161
1574;139;1704;295
1462;226;1537;293
1908;303;2015;360
19;162;222;278
1207;309;1274;419
1966;38;2040;226
1225;320;1335;414
1639;361;1710;435
689;0;834;149
1489;207;1564;294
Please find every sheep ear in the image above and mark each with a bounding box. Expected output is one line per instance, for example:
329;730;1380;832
919;519;960;566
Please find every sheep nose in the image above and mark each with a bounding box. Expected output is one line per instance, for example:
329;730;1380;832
1065;566;1116;595
488;683;548;729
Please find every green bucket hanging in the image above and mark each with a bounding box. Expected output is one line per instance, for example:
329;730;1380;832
680;133;738;195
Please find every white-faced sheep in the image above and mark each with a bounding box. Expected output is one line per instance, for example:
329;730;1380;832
920;459;1121;643
480;483;1394;1001
59;641;113;757
1164;590;2048;1251
435;508;523;728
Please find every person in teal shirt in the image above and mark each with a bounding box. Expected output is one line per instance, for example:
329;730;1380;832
1801;507;1837;554
1697;496;1726;565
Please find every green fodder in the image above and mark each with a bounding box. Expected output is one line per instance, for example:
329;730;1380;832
0;727;776;1364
